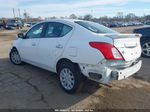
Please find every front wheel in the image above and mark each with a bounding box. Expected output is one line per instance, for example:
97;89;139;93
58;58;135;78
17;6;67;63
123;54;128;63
141;40;150;58
9;48;23;65
58;62;82;94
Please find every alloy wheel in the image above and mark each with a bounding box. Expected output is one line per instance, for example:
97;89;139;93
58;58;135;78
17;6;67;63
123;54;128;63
60;68;75;90
142;42;150;57
10;50;22;64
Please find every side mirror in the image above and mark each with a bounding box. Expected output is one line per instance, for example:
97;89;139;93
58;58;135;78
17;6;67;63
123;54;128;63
17;33;25;39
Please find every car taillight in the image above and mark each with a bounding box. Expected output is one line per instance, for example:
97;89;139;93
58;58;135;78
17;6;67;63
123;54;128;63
89;42;124;60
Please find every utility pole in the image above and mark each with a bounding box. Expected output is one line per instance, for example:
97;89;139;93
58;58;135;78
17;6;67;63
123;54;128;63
18;8;21;18
13;8;15;18
24;9;27;22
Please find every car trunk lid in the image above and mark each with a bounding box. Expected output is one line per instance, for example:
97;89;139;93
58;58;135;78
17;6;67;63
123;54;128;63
105;34;142;62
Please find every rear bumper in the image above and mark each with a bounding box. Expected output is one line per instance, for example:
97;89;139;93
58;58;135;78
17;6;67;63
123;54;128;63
79;60;142;83
117;60;142;80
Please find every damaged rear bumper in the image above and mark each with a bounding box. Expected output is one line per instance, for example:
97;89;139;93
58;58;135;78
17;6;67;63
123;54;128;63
79;60;142;83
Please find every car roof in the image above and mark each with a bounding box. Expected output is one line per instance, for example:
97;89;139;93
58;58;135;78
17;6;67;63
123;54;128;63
45;19;80;22
39;19;84;26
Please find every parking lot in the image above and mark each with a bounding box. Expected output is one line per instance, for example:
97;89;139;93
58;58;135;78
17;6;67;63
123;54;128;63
0;26;150;109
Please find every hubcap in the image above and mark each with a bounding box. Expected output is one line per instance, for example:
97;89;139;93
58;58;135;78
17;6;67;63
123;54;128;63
11;50;21;64
60;68;75;90
142;42;150;57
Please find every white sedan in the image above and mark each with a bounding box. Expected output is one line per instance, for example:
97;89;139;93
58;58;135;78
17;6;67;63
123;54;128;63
9;19;142;93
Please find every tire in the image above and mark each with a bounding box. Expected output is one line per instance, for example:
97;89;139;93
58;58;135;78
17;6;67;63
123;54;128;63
58;61;82;94
141;39;150;58
9;48;24;65
16;25;20;29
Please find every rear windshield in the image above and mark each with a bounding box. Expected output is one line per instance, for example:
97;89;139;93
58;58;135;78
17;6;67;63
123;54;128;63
75;21;118;34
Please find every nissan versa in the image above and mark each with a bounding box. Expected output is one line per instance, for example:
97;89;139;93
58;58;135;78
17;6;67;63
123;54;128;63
9;19;142;93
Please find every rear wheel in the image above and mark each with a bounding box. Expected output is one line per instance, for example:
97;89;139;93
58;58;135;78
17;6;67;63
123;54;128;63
58;61;82;94
141;40;150;58
9;48;23;65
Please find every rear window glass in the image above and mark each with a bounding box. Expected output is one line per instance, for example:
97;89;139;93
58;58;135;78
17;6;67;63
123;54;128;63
75;21;118;34
45;22;72;37
60;25;72;37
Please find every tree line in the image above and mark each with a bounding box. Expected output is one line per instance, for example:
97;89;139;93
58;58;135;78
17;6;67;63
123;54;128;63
45;12;150;22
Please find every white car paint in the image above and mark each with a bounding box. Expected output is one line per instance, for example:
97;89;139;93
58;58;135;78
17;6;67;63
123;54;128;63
11;19;142;83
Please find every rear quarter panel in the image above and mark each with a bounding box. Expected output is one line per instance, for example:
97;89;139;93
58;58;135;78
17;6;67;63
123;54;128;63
61;24;114;65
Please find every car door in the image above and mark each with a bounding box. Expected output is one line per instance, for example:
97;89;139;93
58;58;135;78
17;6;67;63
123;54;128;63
36;22;73;71
19;23;45;64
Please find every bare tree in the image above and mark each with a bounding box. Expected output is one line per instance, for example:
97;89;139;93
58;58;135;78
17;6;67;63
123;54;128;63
69;14;77;19
125;13;137;21
117;12;124;19
83;14;93;20
23;12;30;22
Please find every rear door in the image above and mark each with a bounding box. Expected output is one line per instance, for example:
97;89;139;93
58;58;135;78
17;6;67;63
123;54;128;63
36;22;73;70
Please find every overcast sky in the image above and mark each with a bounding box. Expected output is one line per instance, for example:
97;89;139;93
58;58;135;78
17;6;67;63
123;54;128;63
0;0;150;18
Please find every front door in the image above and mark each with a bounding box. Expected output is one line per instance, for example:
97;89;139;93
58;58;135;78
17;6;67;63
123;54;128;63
19;23;45;64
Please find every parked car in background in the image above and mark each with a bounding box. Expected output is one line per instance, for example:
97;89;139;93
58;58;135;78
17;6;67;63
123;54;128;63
106;22;117;27
134;21;143;26
144;21;150;27
134;27;150;58
99;21;142;28
24;22;31;27
30;22;37;26
10;19;142;93
6;19;23;29
0;20;6;29
116;22;124;27
24;22;38;27
100;22;110;27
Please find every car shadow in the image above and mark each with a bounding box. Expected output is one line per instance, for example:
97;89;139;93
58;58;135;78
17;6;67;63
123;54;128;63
0;58;101;109
132;57;150;83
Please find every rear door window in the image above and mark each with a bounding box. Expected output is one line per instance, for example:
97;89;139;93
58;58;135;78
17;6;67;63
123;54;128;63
60;24;72;37
44;22;72;38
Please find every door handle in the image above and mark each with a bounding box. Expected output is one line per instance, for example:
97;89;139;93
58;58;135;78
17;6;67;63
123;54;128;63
32;43;36;46
56;44;63;48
